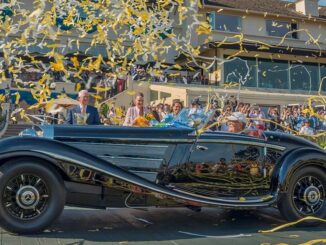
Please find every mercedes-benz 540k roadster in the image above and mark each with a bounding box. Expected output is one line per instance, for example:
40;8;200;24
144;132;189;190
0;123;324;233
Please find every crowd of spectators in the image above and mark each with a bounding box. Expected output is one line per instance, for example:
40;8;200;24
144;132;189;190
208;99;325;135
21;87;326;137
98;95;326;136
129;65;210;85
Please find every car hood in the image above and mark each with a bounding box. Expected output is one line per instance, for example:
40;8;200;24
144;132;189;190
20;124;195;142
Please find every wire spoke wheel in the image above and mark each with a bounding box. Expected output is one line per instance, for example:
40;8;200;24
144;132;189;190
2;173;49;220
292;175;325;215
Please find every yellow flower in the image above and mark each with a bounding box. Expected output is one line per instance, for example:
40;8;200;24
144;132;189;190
145;113;155;121
134;116;150;127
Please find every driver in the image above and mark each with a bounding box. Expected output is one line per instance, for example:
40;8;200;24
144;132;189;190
227;112;246;133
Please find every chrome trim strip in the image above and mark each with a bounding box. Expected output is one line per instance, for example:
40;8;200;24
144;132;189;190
61;137;285;151
173;188;274;202
66;142;169;149
130;170;158;175
197;139;286;151
100;156;163;162
56;136;194;143
55;136;286;151
35;149;276;207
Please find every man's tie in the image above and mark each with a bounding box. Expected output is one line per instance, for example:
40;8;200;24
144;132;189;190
81;106;86;114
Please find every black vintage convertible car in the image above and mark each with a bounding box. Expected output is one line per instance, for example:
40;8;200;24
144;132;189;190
0;123;324;233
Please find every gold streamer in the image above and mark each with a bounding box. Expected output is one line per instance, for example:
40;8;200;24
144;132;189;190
258;216;326;233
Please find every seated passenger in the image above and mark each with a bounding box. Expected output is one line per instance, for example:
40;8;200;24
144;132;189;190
123;92;150;126
163;100;183;121
227;112;246;133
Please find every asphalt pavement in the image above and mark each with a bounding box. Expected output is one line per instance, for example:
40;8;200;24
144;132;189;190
1;207;325;245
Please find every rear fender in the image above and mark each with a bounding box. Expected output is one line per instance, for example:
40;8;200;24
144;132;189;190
272;147;326;193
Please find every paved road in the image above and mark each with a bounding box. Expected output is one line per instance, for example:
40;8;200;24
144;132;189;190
1;207;325;245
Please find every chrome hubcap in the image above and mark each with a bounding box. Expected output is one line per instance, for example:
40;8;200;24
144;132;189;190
304;186;320;205
16;186;40;209
293;176;324;215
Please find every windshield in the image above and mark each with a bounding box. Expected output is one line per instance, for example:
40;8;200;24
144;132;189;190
153;108;214;130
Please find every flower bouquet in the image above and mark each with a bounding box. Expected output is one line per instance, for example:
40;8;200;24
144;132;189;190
133;113;156;127
74;112;89;125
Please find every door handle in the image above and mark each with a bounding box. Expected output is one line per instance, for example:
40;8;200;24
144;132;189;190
196;145;208;151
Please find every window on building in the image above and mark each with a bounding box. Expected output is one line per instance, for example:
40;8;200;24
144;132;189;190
290;62;319;91
266;20;298;39
150;90;158;101
207;13;242;32
160;92;171;99
224;57;257;87
258;59;289;89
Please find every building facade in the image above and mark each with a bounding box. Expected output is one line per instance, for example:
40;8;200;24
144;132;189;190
148;0;326;107
1;0;326;108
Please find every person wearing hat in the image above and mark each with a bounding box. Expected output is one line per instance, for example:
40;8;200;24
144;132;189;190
227;112;247;133
299;119;314;135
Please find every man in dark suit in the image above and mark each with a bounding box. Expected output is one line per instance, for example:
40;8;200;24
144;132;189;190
66;90;101;125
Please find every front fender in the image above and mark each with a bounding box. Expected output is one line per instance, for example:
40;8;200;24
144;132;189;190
272;147;326;193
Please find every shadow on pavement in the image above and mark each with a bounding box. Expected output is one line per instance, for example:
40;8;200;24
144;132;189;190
14;207;325;243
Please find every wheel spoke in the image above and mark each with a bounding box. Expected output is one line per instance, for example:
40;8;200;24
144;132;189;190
35;178;41;185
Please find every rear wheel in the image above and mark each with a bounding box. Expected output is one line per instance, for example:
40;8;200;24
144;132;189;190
278;166;326;225
0;159;66;234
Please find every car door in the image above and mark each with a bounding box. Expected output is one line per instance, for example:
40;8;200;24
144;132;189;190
171;138;272;199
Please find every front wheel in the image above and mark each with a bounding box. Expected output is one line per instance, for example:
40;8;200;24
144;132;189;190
0;159;66;234
278;166;326;225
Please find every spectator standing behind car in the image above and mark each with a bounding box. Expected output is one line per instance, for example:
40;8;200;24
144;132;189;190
299;120;314;135
249;106;265;130
188;97;203;116
281;108;294;130
267;107;280;131
123;92;150;126
66;90;101;125
159;104;170;121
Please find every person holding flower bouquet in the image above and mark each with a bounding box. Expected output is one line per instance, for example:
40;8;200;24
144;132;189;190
123;92;150;127
66;90;100;125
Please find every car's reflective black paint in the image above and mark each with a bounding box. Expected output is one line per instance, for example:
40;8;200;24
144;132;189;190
1;125;325;210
